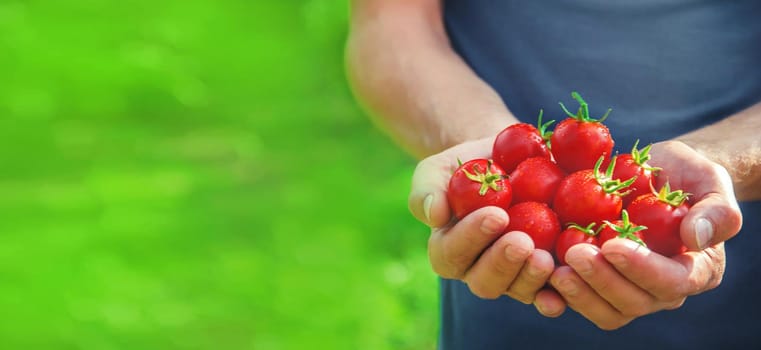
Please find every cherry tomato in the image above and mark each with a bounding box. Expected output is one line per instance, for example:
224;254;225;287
555;223;599;265
626;183;690;257
505;201;561;251
447;159;512;220
553;157;634;227
603;140;661;207
551;92;614;173
597;210;647;247
492;110;554;172
509;157;566;205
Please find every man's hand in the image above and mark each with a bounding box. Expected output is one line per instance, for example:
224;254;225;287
408;137;564;312
545;140;743;330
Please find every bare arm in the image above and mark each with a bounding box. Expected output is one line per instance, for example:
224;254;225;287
345;0;516;159
675;101;761;201
347;0;559;309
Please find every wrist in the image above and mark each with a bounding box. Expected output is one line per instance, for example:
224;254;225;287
430;110;518;156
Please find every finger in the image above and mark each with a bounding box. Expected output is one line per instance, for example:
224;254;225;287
565;243;658;317
409;138;493;228
550;266;632;330
429;206;509;279
463;231;535;299
408;157;456;228
533;288;567;318
505;248;555;304
650;141;742;250
680;190;742;251
600;238;724;301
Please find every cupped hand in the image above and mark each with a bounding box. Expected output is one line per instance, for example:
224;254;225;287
408;137;563;313
546;140;743;330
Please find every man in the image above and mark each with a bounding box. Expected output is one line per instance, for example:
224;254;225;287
346;0;761;348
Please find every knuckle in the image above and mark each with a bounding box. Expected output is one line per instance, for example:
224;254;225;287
665;298;687;310
703;247;726;292
596;318;630;331
592;278;614;296
618;303;650;318
429;252;458;280
429;234;467;279
429;252;465;279
430;262;457;279
660;286;686;302
467;281;502;300
448;251;476;276
505;289;534;305
705;274;723;291
708;161;730;178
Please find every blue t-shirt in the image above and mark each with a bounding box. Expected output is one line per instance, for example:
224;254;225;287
441;1;761;349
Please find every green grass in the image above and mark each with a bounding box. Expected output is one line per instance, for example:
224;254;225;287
0;1;437;349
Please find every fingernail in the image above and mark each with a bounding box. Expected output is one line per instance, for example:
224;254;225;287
526;263;544;278
695;217;714;249
505;243;530;263
604;253;628;268
534;301;553;315
423;194;433;224
557;279;578;296
567;246;597;276
481;215;505;235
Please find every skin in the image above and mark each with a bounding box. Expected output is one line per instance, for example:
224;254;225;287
346;0;759;329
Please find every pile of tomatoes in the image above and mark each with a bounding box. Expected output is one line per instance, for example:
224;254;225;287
447;92;690;265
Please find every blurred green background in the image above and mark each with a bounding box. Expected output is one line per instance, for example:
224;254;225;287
0;1;437;349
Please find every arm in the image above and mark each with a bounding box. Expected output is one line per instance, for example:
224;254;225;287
346;0;563;312
676;101;761;201
345;0;515;159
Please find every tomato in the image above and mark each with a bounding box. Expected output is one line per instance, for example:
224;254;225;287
509;157;566;205
553;157;635;227
626;183;690;257
603;140;661;207
597;210;647;247
447;159;512;220
555;223;599;265
492;110;554;172
505;201;561;251
551;92;614;173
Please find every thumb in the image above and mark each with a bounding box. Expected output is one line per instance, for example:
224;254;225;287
680;164;743;250
408;138;494;228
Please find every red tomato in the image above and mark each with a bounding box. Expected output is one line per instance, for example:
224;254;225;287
447;159;512;219
555;223;599;265
551;92;614;173
597;210;647;247
505;201;561;251
492;110;554;172
626;183;690;257
603;140;661;207
553;157;634;227
509;157;566;205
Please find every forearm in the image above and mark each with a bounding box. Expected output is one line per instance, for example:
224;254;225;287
345;0;515;159
675;101;761;201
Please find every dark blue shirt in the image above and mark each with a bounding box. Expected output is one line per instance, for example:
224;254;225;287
441;1;761;348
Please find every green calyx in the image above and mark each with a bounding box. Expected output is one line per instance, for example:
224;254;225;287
535;109;555;144
603;210;648;247
461;159;506;196
656;182;690;207
630;139;661;173
559;91;612;123
593;156;636;195
567;222;600;237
